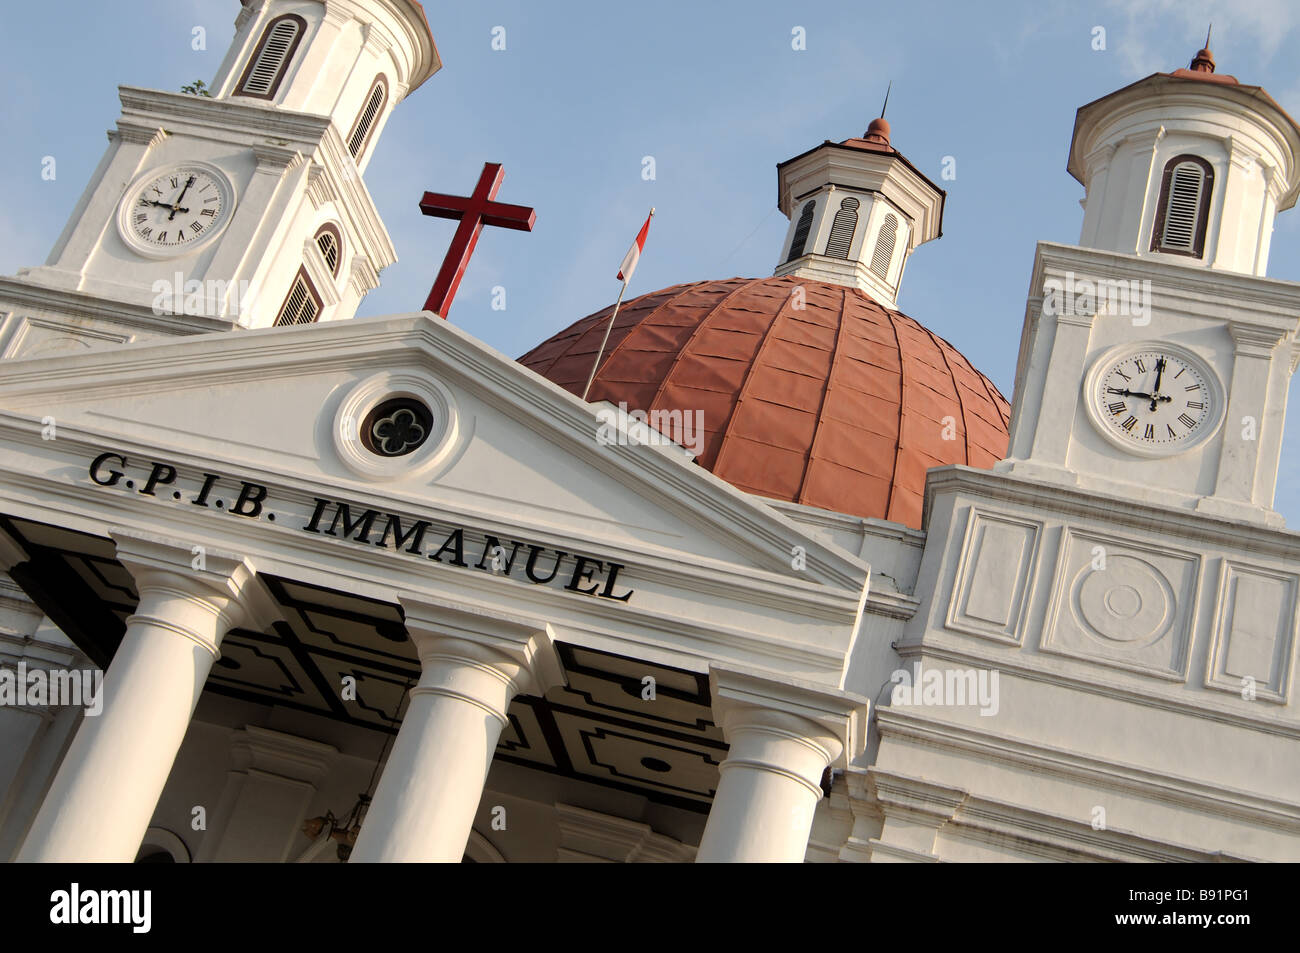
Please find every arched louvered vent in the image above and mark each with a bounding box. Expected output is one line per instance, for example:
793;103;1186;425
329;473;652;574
824;197;860;259
871;213;899;280
786;200;816;262
1161;165;1204;248
235;15;305;99
347;78;388;159
1151;155;1213;257
315;225;341;275
274;268;322;326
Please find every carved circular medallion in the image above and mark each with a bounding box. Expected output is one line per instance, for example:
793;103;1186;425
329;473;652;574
1072;554;1173;645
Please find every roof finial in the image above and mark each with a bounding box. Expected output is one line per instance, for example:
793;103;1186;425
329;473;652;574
864;82;892;146
1190;26;1215;72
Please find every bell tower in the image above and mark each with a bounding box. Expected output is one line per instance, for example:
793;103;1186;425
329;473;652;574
1068;44;1299;276
998;43;1300;527
0;0;440;358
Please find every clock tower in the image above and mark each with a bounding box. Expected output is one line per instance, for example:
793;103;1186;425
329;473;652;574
868;45;1300;863
0;0;439;358
997;43;1300;527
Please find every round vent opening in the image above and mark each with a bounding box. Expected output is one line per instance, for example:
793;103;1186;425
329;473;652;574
361;397;434;457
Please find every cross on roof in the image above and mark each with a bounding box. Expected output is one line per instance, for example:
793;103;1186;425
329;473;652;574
418;162;536;319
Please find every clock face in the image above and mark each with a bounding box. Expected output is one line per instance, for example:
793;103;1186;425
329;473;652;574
119;164;233;257
1088;345;1220;455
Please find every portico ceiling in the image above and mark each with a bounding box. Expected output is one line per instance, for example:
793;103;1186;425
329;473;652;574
2;513;725;811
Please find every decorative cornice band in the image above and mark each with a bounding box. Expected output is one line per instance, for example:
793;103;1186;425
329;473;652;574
114;121;169;149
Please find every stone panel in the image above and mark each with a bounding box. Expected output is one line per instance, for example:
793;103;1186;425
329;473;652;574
1041;527;1200;679
1205;560;1297;703
945;509;1041;645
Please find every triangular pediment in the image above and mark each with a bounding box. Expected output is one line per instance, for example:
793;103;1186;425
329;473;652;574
0;314;870;682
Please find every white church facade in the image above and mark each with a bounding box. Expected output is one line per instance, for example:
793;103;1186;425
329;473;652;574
0;0;1298;863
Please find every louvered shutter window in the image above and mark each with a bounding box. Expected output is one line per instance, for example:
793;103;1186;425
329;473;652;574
871;213;899;279
237;16;303;98
316;229;340;274
786;200;816;262
274;270;321;326
1152;156;1212;257
1160;162;1205;251
824;197;860;258
348;80;387;158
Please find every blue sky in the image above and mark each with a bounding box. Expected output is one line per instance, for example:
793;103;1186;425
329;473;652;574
3;1;1300;519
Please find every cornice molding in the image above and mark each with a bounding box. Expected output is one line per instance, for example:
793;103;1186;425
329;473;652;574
874;708;1300;836
113;121;169;149
0;277;230;338
1031;241;1300;331
868;767;1256;862
925;462;1300;567
118;86;334;145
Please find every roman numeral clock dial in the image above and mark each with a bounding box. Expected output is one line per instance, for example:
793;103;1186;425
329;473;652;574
1086;344;1223;457
116;163;234;259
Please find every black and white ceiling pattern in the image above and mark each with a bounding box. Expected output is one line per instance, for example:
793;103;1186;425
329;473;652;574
1;515;724;811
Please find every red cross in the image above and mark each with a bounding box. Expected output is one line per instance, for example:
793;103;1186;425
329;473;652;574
419;162;536;319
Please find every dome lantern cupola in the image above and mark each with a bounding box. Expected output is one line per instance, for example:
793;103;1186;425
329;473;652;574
1068;41;1300;276
773;111;945;309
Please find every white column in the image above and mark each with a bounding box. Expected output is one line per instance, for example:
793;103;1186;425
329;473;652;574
17;532;267;862
696;667;866;863
348;598;558;863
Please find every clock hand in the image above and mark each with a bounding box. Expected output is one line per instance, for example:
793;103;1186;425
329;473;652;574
1105;387;1172;403
1149;357;1167;412
168;176;196;221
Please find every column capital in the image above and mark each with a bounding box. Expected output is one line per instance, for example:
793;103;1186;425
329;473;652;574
1228;320;1288;357
708;664;868;770
109;528;278;653
397;593;564;703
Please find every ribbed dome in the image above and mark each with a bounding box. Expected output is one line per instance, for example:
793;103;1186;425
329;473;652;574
519;276;1010;528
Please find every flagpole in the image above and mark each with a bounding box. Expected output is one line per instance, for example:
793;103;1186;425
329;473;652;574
583;207;654;402
582;280;627;401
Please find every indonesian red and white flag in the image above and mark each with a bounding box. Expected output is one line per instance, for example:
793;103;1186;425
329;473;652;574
617;208;655;283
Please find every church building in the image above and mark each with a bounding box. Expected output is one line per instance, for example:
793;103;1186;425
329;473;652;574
1;0;1298;863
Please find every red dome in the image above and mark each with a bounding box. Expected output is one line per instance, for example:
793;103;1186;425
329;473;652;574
519;276;1010;528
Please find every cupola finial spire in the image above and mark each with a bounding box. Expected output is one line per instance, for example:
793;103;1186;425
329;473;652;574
864;82;892;147
1190;27;1215;72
